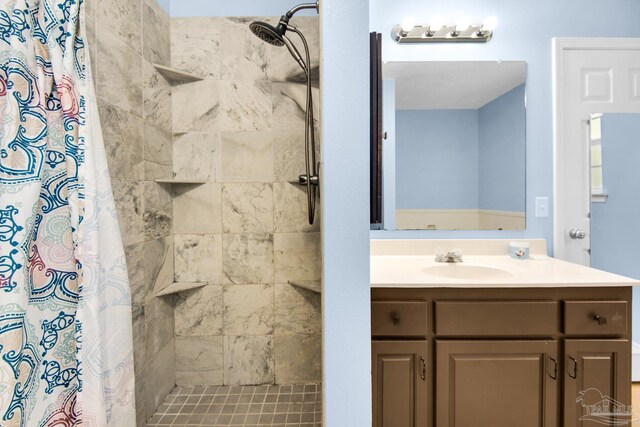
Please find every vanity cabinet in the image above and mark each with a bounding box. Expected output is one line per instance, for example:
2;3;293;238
371;287;632;427
436;340;558;427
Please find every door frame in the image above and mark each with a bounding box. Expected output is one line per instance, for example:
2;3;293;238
552;37;640;260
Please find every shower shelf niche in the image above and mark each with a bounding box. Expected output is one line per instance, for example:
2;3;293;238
289;280;321;294
155;282;208;297
153;63;203;85
154;178;207;185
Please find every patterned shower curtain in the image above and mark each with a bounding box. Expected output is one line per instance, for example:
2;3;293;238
0;0;135;425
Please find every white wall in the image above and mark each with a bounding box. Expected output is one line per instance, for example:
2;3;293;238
321;0;372;424
370;0;640;248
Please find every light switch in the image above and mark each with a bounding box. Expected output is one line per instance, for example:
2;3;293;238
535;197;549;218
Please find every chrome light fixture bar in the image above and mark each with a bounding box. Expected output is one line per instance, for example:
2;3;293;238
392;17;496;43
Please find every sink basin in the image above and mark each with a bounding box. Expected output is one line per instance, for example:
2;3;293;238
422;264;514;280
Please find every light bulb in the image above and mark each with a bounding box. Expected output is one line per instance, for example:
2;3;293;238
456;16;471;32
430;16;445;32
482;16;498;32
401;17;415;32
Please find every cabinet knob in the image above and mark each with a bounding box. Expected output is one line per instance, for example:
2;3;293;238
391;312;400;325
593;314;608;325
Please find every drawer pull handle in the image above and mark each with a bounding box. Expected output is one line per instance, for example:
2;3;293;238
593;314;608;325
420;357;426;381
547;357;558;380
391;312;401;325
568;356;577;379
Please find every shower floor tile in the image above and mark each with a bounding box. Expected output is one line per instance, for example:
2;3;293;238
146;384;322;426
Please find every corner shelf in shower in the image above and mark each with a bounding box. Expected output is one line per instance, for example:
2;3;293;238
153;63;204;85
154;179;207;184
155;282;207;297
288;280;321;294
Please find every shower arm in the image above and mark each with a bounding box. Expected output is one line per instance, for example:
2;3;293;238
286;1;319;18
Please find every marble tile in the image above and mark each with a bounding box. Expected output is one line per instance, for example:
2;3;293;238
144;237;174;297
97;31;143;117
274;232;321;284
224;336;274;385
143;61;172;132
268;17;319;82
173;80;220;132
131;307;147;427
274;284;321;336
143;181;173;240
222;183;273;234
271;82;320;132
174;234;222;284
222;234;273;285
223;285;274;336
273;131;305;183
144;123;172;180
274;335;321;384
99;103;144;180
220;80;272;132
219;17;269;80
274;182;319;233
143;0;171;65
175;336;224;386
97;0;142;54
171;17;220;79
111;179;145;247
220;132;273;182
145;295;175;357
173;183;222;234
124;243;146;311
175;285;223;336
145;339;175;419
173;132;220;181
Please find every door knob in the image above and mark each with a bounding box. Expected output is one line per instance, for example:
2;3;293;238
569;228;586;239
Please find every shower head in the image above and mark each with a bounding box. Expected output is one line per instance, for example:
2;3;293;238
249;2;318;47
249;21;285;47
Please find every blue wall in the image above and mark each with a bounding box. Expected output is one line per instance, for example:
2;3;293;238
370;0;640;246
157;0;170;13
590;114;640;346
170;0;316;17
478;84;526;212
321;0;372;424
396;109;479;209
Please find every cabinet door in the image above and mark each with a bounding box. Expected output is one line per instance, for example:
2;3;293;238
564;339;631;427
372;340;428;427
436;340;558;427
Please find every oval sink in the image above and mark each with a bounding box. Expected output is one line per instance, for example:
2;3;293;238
422;264;514;280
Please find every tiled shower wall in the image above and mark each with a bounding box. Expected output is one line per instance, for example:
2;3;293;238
169;17;322;386
85;0;175;425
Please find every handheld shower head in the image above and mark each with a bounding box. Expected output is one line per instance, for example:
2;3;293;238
249;21;285;47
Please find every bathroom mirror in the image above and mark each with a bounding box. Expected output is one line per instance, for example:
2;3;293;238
382;61;527;230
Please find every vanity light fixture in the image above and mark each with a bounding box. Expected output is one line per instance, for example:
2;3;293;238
392;16;497;43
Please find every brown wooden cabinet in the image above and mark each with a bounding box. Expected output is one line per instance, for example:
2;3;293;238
371;287;632;427
372;341;428;427
563;339;631;427
436;340;558;427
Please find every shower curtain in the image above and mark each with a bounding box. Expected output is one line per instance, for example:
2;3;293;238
0;0;135;425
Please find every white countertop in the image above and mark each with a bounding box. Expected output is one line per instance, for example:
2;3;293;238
371;239;639;288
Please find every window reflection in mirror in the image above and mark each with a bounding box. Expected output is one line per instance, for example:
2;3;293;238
383;61;527;231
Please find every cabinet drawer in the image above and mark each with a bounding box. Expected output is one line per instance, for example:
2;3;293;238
435;301;558;337
563;301;628;336
371;301;428;338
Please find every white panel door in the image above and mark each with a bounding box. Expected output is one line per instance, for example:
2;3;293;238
554;39;640;265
